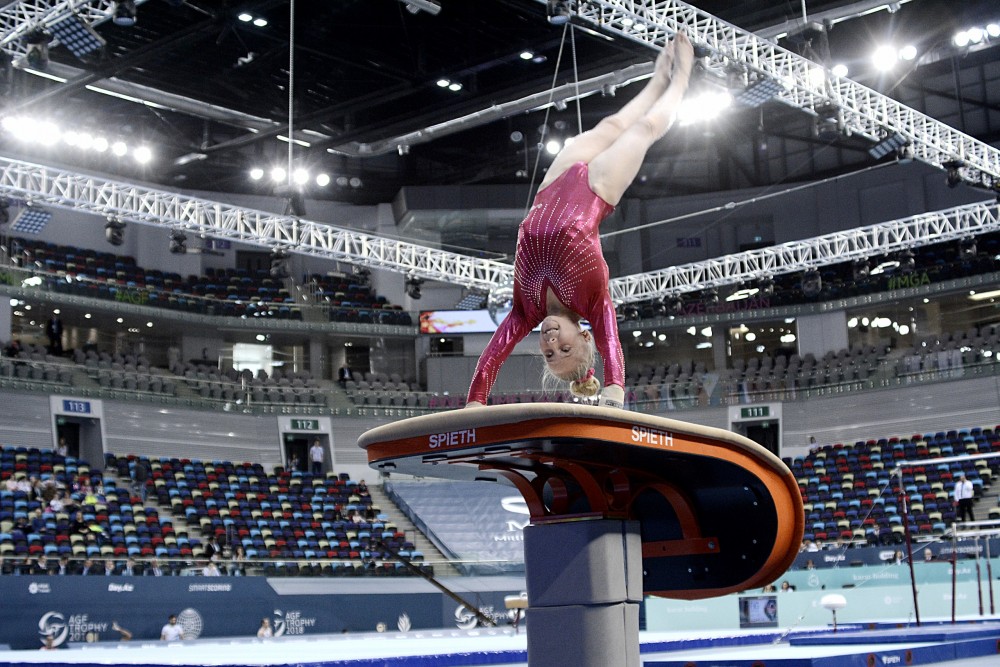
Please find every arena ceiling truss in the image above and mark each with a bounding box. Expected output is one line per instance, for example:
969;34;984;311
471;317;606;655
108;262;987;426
0;1;997;305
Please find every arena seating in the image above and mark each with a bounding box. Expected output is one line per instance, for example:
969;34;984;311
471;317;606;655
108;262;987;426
786;426;1000;547
5;237;406;322
0;445;165;563
307;273;412;326
108;452;422;576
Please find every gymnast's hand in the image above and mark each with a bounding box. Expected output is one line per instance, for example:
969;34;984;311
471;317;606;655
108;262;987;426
598;384;625;409
465;401;485;408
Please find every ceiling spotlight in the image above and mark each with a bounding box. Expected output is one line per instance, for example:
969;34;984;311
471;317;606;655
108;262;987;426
734;77;786;108
944;160;964;188
959;237;977;258
105;217;126;246
405;275;424;300
547;0;573;25
852;259;870;281
402;0;441;15
702;288;719;305
270;249;290;279
801;269;822;297
758;275;775;296
868;132;908;160
169;230;187;255
113;1;137;27
898;249;916;271
24;31;52;70
662;295;684;316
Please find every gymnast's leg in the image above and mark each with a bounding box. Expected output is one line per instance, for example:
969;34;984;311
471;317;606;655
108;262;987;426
588;33;694;206
536;36;681;192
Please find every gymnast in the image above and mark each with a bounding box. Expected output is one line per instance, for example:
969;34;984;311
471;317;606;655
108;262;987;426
466;33;695;410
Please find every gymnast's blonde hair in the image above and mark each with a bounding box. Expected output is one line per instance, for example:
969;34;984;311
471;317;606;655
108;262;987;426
542;332;600;398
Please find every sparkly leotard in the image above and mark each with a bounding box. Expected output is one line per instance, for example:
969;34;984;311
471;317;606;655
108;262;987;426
467;162;625;404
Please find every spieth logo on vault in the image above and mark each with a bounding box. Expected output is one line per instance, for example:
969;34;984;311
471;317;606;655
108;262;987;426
631;425;674;448
428;428;477;448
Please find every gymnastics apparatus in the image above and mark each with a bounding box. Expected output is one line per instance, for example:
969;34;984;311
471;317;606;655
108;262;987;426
360;32;803;667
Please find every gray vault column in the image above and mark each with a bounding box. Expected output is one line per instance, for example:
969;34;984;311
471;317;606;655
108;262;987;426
523;518;643;667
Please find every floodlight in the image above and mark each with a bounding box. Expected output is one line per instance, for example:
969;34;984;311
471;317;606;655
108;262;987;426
169;231;187;254
113;1;137;27
547;0;572;25
801;269;822;297
50;14;106;59
24;31;51;70
734;78;785;108
270;249;290;279
105;218;126;246
868;132;908;160
405;276;424;300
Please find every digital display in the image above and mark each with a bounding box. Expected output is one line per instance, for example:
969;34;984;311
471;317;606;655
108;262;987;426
739;595;777;628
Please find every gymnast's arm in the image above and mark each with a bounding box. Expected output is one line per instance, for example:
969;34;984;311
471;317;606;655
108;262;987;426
466;303;536;407
587;292;626;407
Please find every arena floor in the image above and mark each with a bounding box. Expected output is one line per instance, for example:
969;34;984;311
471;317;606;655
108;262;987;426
3;619;1000;667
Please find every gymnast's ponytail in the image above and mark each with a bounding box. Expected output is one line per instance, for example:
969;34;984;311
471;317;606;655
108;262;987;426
569;367;601;398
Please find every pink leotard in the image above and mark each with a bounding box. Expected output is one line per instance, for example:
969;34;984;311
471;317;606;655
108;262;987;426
467;162;625;404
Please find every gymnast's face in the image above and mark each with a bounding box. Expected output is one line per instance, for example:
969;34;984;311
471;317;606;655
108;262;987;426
539;315;588;378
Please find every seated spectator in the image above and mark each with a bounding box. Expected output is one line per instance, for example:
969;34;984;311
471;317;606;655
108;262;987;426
144;558;167;577
79;558;97;576
55;556;74;575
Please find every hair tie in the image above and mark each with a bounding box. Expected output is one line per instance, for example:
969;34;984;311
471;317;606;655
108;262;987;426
584;367;595;380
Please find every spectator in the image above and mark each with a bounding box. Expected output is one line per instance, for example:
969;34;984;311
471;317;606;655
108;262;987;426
160;615;184;641
202;561;221;577
79;558;96;576
111;621;133;642
55;437;68;458
33;554;54;575
866;524;891;547
145;558;166;577
287;453;300;473
132;461;149;502
954;472;975;523
256;618;273;638
204;536;223;562
309;439;324;475
56;556;73;575
103;559;116;576
121;557;139;576
338;365;352;388
45;314;63;355
230;546;248;576
779;580;795;592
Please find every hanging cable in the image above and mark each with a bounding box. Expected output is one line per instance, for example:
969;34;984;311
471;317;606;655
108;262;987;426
523;22;572;216
569;24;583;135
287;0;296;190
600;160;896;240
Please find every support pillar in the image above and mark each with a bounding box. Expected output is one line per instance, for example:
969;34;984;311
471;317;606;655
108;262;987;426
524;519;642;667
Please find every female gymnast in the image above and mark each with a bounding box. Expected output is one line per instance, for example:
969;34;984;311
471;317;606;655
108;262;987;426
466;33;695;409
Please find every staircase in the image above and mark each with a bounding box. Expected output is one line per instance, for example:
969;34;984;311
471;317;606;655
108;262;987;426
368;482;461;577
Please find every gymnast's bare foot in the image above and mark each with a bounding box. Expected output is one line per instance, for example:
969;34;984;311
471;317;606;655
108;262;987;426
653;38;676;86
671;32;695;81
